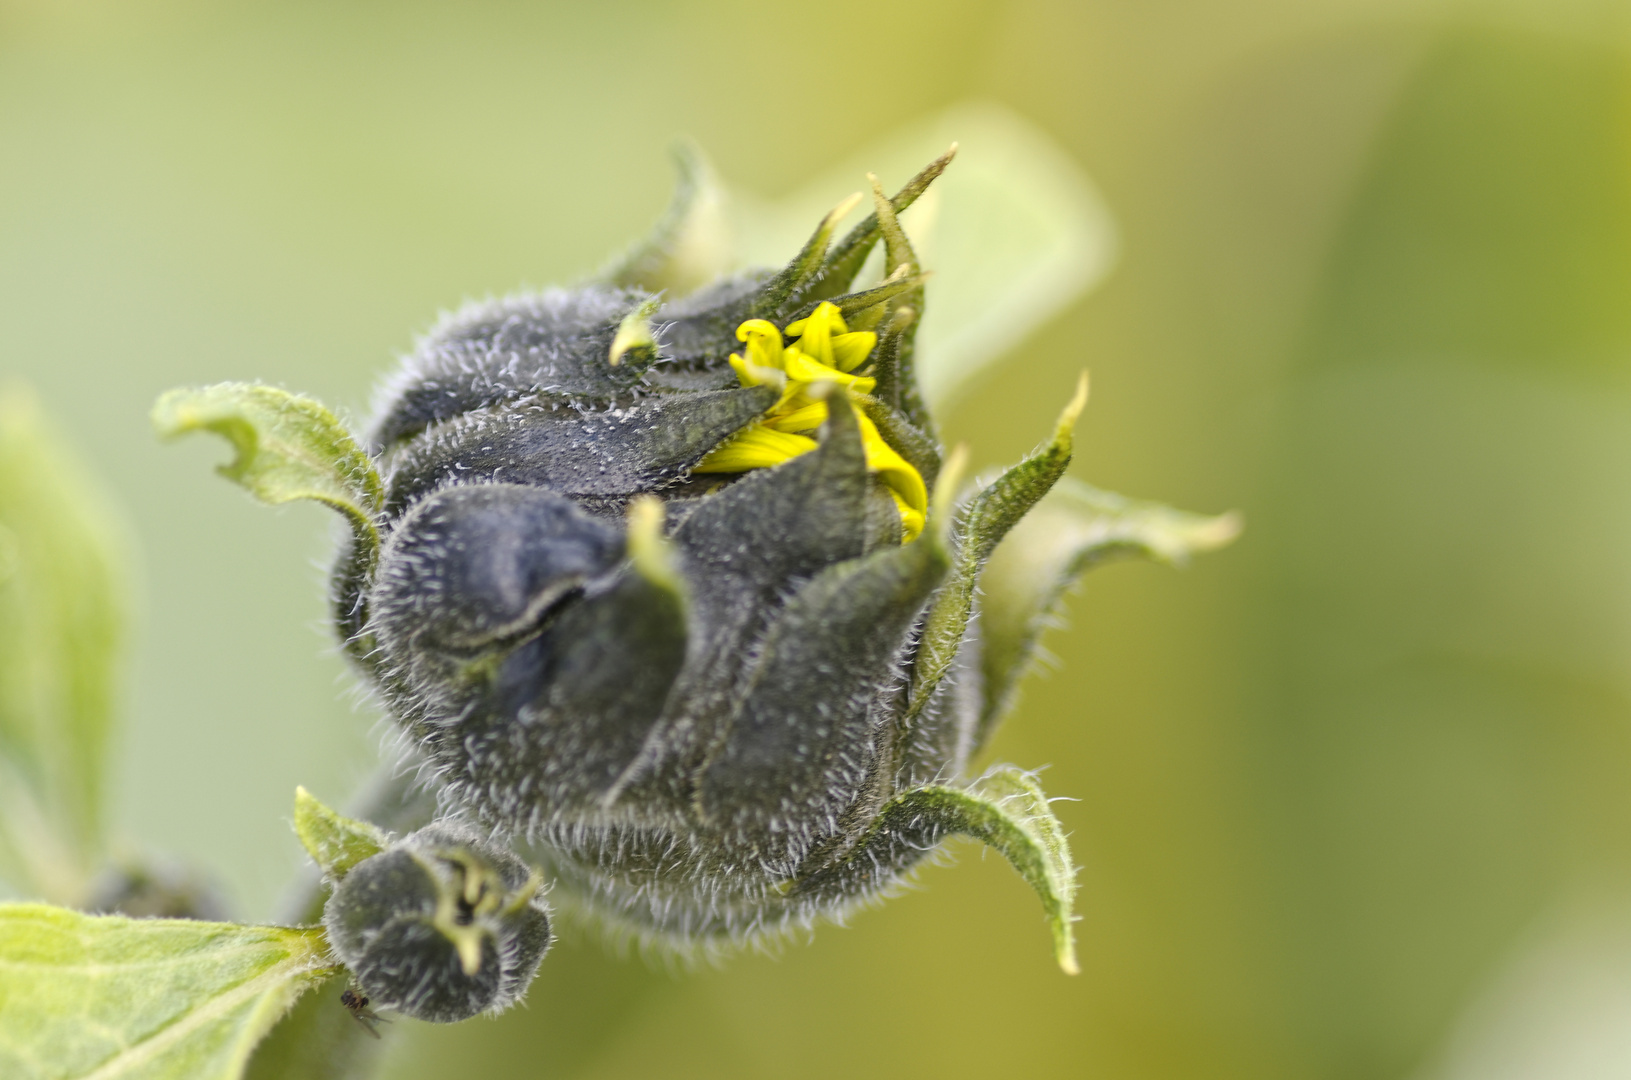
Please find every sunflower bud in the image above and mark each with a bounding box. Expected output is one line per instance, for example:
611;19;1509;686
322;824;550;1023
159;142;1239;982
354;154;1003;951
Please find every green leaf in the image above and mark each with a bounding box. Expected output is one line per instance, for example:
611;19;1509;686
291;787;386;882
0;386;129;902
902;375;1087;735
732;101;1117;406
0;903;336;1080
880;767;1079;973
150;383;383;573
602;140;733;299
977;478;1242;746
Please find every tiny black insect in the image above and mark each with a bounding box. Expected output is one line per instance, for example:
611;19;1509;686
340;987;386;1039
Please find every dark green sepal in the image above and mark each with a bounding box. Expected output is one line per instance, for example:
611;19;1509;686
696;521;948;837
443;557;690;820
868;307;935;436
381;387;779;515
371;483;625;661
368;286;661;451
777;271;928;329
603;391;878;811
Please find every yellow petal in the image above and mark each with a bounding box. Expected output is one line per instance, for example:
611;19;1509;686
736;319;786;371
783;301;848;339
830;330;877;373
891;491;926;543
856;409;928;533
694;425;818;472
762;401;828;433
729;353;786;390
784;301;848;368
783;348;876;393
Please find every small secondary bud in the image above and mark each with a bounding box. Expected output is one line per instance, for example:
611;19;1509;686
322;825;550;1022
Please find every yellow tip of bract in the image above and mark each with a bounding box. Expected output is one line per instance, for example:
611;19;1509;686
828;190;864;226
1190;508;1245;552
1060;370;1089;432
608;298;661;366
626;496;685;597
454;930;485;977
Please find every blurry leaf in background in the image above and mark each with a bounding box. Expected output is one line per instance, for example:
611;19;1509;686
1246;22;1631;1079
0;385;128;904
1414;899;1631;1080
733;101;1118;406
0;903;333;1080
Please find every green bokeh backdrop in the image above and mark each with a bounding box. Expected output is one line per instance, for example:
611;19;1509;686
7;1;1631;1077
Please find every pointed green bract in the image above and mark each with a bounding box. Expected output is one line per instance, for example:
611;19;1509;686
0;903;336;1080
150;383;383;572
904;375;1087;729
292;787;387;881
0;387;127;903
603;140;733;298
752;192;864;316
815;146;956;300
782;270;927;327
977;478;1242;743
878;767;1079;973
861;174;934;434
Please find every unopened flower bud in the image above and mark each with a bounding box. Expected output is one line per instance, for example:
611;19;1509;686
322;824;550;1022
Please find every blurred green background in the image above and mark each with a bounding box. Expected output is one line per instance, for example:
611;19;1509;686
8;0;1631;1077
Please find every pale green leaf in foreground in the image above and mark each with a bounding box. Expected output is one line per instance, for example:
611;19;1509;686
733;100;1117;406
877;767;1080;973
0;904;335;1080
0;387;129;903
977;478;1242;745
150;383;383;569
292;786;385;881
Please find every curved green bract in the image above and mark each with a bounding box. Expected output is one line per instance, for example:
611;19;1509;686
977;478;1242;745
0;904;336;1080
877;767;1079;974
602;141;733;299
150;383;383;572
903;374;1087;732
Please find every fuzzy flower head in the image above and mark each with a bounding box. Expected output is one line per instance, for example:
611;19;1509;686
156;140;1240;1003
